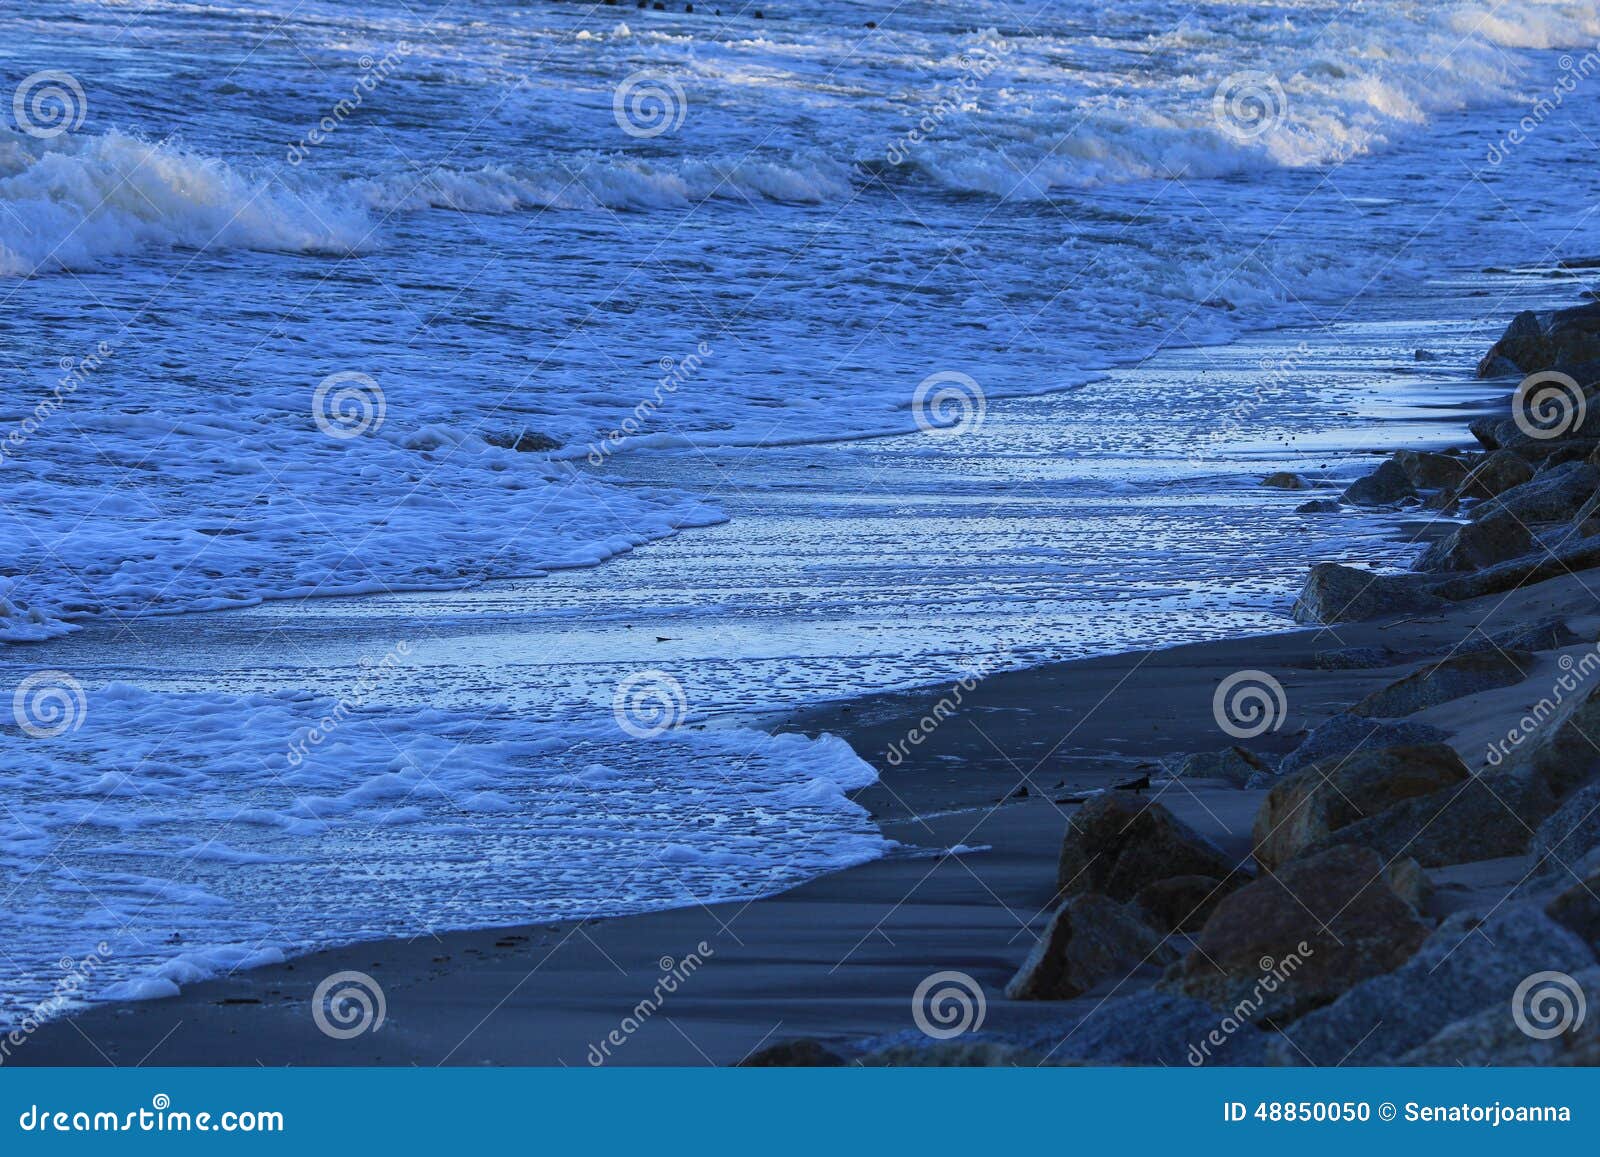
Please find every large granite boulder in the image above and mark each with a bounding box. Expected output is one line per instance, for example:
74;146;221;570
1459;616;1582;655
1392;449;1470;491
1350;650;1534;718
1253;743;1470;870
1132;874;1234;934
1056;794;1234;901
1545;848;1600;947
1022;992;1272;1066
1477;303;1600;377
1005;894;1176;1000
1516;680;1600;799
1397;966;1600;1065
1291;563;1446;624
1272;907;1595;1064
1473;460;1600;524
1530;782;1600;876
1460;449;1534;498
1278;713;1450;776
1170;846;1429;1025
1414;512;1533;573
1171;746;1271;786
1431;532;1600;602
1341;458;1416;506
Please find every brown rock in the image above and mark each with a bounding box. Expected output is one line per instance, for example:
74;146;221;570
1005;894;1176;1000
1253;743;1470;871
1171;846;1429;1024
1056;794;1234;901
1262;471;1311;490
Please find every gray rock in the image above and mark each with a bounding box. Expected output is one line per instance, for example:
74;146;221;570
1531;782;1600;876
1460;449;1534;499
1056;794;1235;901
1022;992;1272;1066
1309;646;1395;670
1545;850;1600;946
1132;874;1234;934
1291;563;1446;624
1415;513;1533;573
1473;461;1600;525
1273;907;1595;1064
1459;616;1583;655
1397;966;1600;1065
484;429;561;453
1301;769;1557;868
1393;449;1470;491
1477;302;1600;377
1278;713;1450;776
1514;679;1600;799
1341;458;1416;506
1295;498;1342;514
1172;746;1270;786
1005;894;1176;1000
1350;650;1534;718
1431;532;1600;602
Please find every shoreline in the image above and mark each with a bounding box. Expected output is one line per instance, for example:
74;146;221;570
13;283;1600;1066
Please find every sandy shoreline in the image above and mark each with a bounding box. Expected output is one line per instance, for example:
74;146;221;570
15;547;1594;1065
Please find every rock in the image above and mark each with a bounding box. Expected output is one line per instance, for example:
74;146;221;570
1387;857;1432;913
485;429;561;452
1294;498;1341;513
1513;680;1600;798
1272;907;1595;1064
1132;875;1234;934
1460;449;1534;499
1473;461;1600;524
739;1038;845;1066
1262;471;1311;490
1477;302;1600;377
1459;615;1582;655
1431;531;1600;603
1171;846;1429;1025
1530;782;1600;876
1300;769;1556;868
1278;713;1450;776
1056;794;1235;901
1396;966;1600;1065
1393;449;1470;491
1023;992;1272;1066
1546;851;1600;945
1309;645;1396;670
1290;563;1446;624
1341;458;1416;506
1005;894;1176;1000
1253;744;1470;870
1414;513;1533;573
1172;747;1270;786
1350;650;1534;718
